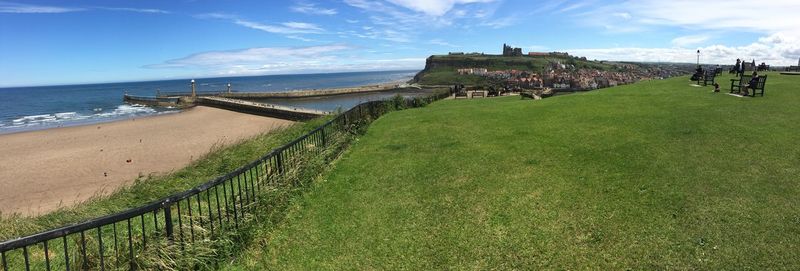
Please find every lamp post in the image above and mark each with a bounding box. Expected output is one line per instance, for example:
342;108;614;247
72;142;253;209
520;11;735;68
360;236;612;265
227;83;231;94
190;79;196;97
696;50;700;67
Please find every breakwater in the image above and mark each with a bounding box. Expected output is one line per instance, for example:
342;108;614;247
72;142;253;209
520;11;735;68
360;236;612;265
197;96;329;121
157;84;413;99
124;85;427;121
122;94;186;107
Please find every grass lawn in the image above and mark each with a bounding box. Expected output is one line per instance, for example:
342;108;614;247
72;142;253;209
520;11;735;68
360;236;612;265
225;72;800;269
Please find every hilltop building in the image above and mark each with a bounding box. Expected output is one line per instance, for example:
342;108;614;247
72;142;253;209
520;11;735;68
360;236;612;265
503;43;523;56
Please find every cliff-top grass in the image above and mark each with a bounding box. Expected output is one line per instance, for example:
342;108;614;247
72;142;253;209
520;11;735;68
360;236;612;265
224;72;800;269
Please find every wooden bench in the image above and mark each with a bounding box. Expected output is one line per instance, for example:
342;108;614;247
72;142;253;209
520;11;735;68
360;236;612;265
701;69;717;86
730;74;752;94
454;91;468;99
471;91;485;98
747;75;768;97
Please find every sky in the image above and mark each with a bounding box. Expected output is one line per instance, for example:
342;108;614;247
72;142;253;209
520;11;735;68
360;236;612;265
1;0;799;87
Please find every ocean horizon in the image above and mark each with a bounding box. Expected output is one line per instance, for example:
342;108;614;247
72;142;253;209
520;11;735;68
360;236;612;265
0;70;418;134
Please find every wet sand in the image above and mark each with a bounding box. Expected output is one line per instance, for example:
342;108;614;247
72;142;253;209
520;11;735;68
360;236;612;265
0;106;293;216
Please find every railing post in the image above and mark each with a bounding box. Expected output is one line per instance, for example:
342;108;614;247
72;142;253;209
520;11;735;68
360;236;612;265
163;199;174;241
276;151;284;174
321;127;327;146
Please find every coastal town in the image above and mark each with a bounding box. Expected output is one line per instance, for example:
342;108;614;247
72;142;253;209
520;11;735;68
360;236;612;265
451;44;691;92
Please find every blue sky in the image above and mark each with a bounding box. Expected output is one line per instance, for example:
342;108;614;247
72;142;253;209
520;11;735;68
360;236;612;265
1;0;799;87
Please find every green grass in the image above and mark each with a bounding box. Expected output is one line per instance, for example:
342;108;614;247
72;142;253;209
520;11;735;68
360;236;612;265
0;116;331;240
224;72;800;269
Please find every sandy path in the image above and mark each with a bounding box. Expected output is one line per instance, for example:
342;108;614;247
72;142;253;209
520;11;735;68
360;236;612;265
0;106;293;216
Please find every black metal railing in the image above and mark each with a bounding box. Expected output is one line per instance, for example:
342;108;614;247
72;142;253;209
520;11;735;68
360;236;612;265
0;91;449;270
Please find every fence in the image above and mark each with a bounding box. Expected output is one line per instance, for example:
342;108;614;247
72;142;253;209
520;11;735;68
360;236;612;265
0;90;449;270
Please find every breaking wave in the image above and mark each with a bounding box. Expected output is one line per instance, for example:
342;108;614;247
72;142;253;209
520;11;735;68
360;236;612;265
1;104;177;132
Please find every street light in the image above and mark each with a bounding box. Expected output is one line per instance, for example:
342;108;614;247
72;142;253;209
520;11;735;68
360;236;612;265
696;49;700;67
227;83;232;93
190;79;196;97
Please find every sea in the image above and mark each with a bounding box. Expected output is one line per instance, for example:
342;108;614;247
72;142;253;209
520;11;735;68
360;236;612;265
0;70;418;134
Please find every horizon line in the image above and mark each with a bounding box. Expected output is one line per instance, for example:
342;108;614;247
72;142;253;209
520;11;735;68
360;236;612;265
0;69;422;89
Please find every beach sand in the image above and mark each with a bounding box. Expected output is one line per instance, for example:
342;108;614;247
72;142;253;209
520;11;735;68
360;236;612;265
0;106;293;216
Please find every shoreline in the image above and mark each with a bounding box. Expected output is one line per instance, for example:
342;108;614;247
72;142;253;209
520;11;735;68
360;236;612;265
0;109;182;136
0;106;293;216
1;78;414;136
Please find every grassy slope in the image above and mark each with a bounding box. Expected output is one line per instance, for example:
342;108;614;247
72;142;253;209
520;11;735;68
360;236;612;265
0;117;331;240
226;73;800;269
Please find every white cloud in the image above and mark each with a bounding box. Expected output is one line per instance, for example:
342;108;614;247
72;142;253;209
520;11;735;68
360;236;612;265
197;13;324;34
147;44;353;69
0;2;169;14
624;0;800;35
96;7;170;14
559;2;590;12
429;39;459;47
612;12;631;20
384;0;496;16
290;2;337;15
343;0;501;43
570;33;800;65
286;35;317;42
579;0;800;37
0;2;83;13
480;16;516;29
281;22;323;31
145;45;424;76
671;35;710;47
562;0;800;64
234;20;321;34
530;0;568;13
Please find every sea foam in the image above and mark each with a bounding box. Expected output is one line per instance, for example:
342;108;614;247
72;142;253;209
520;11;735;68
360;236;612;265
2;104;175;132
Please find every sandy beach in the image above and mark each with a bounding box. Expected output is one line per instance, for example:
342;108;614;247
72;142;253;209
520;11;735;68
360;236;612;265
0;106;293;216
